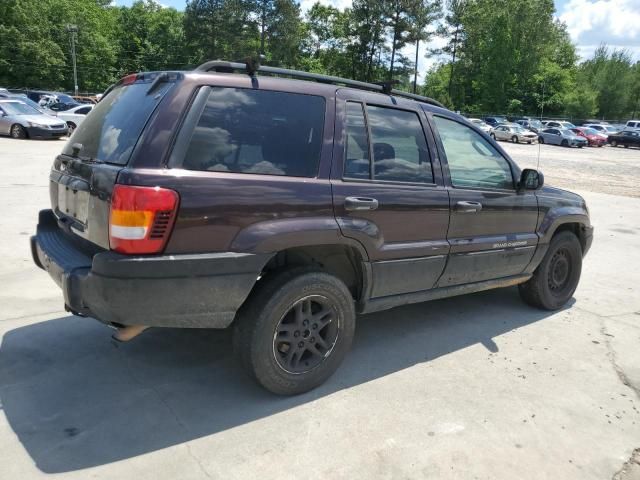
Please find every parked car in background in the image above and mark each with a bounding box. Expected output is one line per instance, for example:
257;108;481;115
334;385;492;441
55;104;93;134
5;94;55;116
538;128;587;147
484;116;507;127
0;88;8;95
490;124;538;144
515;119;544;133
0;99;68;139
72;96;98;105
39;93;80;113
625;120;640;130
584;124;620;135
608;130;640;148
544;120;576;129
570;127;606;147
468;118;492;133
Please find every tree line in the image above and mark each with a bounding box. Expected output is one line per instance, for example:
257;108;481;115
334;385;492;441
1;0;638;119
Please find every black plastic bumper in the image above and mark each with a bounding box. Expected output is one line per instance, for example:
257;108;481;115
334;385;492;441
26;126;68;138
31;210;272;328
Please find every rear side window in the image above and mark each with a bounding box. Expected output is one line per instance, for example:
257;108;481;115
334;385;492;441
62;81;172;164
180;88;325;177
344;102;433;183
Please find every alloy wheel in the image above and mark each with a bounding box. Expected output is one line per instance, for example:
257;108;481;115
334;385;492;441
272;295;339;374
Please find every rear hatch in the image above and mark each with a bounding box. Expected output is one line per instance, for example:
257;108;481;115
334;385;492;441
49;73;176;249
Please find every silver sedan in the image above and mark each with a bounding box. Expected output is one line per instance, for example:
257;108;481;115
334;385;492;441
490;124;538;144
538;128;587;148
0;100;68;139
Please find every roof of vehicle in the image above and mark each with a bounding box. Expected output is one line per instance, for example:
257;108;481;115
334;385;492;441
191;60;446;109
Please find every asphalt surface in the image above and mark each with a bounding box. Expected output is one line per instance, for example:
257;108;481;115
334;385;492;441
0;137;639;479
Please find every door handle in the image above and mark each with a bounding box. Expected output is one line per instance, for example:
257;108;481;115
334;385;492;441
455;201;483;213
345;196;379;211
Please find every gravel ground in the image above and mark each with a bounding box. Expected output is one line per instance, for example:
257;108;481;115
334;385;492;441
500;142;640;198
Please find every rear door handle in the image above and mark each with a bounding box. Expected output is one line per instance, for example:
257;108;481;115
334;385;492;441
455;201;483;213
345;196;379;211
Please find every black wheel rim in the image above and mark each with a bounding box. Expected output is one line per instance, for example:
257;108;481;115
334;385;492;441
273;295;339;375
548;247;572;294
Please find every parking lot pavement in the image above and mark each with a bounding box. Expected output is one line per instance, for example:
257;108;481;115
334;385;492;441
0;137;639;480
500;141;640;198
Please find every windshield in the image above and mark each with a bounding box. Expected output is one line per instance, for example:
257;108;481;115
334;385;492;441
62;80;172;164
583;128;599;135
529;120;542;127
55;94;75;104
513;126;526;133
559;129;573;136
605;126;617;132
9;96;44;112
0;102;40;115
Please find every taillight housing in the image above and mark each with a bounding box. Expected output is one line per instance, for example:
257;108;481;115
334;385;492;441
109;185;179;254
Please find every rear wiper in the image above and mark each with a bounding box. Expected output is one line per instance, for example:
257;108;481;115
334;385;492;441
65;143;101;164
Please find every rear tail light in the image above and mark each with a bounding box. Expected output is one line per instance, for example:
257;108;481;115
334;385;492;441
109;185;179;254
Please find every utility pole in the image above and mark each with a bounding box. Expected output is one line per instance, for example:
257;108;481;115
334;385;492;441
66;24;78;96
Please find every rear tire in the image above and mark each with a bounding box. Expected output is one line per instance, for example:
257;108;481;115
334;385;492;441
519;231;582;310
232;268;356;395
10;124;27;139
490;133;496;140
539;137;544;144
611;140;618;147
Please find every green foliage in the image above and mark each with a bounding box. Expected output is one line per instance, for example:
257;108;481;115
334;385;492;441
0;0;637;121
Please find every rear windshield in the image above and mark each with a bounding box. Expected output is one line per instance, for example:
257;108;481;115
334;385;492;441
62;81;171;164
176;87;325;177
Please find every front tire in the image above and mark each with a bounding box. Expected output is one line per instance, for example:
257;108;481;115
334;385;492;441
233;268;356;395
539;137;545;144
519;231;582;310
511;135;518;143
10;124;27;139
611;140;618;147
490;133;496;141
66;122;76;135
561;139;569;147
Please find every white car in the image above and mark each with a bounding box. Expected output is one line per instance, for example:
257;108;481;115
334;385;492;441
544;120;576;129
468;118;492;133
55;104;93;134
625;120;640;130
584;124;620;135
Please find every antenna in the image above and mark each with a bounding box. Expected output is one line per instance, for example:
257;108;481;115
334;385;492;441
537;80;544;172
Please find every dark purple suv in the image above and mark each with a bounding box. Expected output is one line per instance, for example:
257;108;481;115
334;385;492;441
31;62;593;394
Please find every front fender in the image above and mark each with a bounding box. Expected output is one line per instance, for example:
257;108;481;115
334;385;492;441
538;207;590;244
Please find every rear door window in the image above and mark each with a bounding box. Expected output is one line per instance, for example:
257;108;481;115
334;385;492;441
344;102;434;183
178;88;325;178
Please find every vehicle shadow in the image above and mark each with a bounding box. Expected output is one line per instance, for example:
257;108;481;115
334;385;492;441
0;287;563;473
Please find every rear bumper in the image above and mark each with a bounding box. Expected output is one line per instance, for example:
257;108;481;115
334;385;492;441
31;210;271;328
26;126;68;138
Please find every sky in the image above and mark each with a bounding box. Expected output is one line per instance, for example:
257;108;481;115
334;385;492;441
114;0;640;79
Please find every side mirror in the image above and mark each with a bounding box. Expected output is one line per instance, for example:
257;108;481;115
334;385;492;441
519;168;544;191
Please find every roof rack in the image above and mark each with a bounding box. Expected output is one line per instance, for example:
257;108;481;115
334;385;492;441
195;60;445;109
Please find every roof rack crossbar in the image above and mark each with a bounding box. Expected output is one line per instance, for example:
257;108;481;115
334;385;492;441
195;60;444;108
